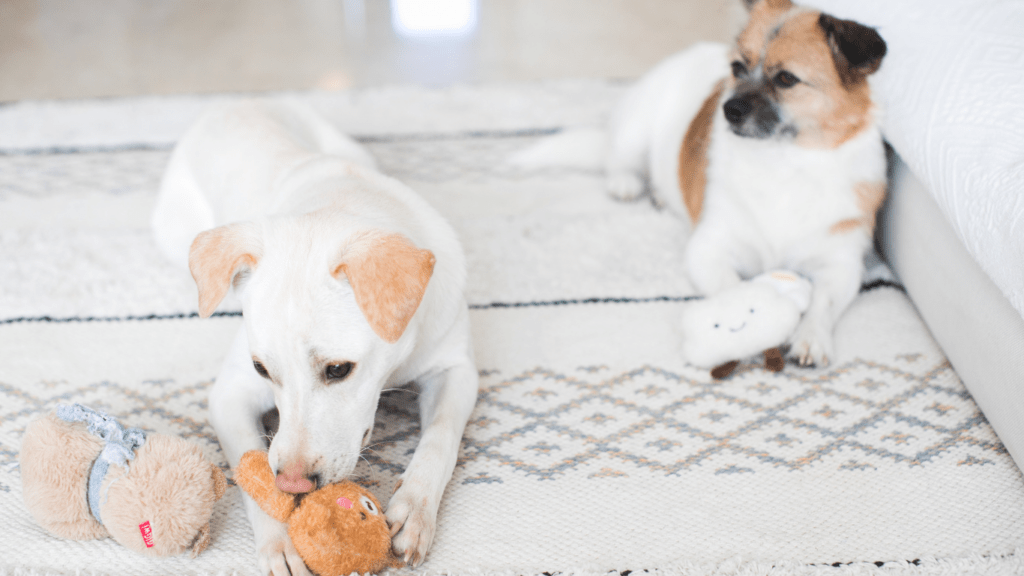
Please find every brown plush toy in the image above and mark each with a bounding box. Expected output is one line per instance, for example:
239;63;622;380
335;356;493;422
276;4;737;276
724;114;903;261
235;450;401;576
19;404;227;557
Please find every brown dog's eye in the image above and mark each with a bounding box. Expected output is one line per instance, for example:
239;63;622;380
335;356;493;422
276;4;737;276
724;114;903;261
252;360;269;379
730;61;747;78
325;362;355;382
774;70;799;88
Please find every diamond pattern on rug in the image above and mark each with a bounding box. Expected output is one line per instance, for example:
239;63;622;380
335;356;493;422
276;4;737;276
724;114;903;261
458;359;1007;482
3;351;1003;487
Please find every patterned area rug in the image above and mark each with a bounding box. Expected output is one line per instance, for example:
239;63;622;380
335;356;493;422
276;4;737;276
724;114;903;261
1;85;1023;576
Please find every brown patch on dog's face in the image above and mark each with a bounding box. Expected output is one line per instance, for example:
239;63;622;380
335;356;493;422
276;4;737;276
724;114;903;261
724;1;886;148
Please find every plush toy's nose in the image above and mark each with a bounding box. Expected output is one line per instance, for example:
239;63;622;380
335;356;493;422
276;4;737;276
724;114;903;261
275;460;315;494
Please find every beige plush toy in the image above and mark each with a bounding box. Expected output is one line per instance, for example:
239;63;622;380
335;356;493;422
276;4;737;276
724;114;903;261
19;404;227;557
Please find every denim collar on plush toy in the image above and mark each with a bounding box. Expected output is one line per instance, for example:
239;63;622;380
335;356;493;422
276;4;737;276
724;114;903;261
55;404;146;526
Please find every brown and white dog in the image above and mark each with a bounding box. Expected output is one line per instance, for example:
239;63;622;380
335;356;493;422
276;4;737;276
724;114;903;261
604;0;888;367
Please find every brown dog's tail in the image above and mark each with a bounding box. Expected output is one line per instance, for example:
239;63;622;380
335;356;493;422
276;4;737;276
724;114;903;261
234;450;296;523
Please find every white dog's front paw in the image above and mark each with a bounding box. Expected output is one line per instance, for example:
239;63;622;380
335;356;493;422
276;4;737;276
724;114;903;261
787;320;833;368
255;517;311;576
606;172;645;201
386;481;438;567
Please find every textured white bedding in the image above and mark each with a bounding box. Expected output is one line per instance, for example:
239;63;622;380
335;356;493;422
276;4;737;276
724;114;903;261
805;0;1024;320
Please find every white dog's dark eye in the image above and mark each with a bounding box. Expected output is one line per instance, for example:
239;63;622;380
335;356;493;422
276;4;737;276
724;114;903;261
325;362;354;381
731;60;747;78
774;70;799;88
750;308;755;314
252;360;270;379
359;495;378;515
713;323;720;329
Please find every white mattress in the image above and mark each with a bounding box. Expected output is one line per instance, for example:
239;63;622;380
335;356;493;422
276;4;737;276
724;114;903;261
806;0;1024;321
880;156;1024;471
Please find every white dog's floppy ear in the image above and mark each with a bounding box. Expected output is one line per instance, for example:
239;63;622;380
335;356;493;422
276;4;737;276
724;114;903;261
188;222;263;318
332;233;436;343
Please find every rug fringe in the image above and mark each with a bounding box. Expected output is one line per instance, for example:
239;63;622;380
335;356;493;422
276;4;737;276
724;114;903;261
401;548;1024;576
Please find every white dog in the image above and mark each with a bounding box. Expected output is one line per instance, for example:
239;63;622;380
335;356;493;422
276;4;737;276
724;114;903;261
152;100;478;573
605;0;888;367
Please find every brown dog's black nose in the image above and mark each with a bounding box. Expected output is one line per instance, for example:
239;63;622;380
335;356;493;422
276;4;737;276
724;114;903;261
723;97;753;124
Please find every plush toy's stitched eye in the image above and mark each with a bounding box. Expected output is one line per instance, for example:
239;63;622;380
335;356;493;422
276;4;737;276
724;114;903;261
325;362;354;382
252;360;269;379
359;495;378;515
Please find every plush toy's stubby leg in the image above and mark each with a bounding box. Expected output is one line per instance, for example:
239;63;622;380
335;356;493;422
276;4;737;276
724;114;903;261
710;361;739;379
387;360;478;567
764;347;785;372
209;327;311;576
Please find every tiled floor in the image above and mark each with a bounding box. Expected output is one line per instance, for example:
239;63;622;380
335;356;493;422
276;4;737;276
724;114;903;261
0;0;739;101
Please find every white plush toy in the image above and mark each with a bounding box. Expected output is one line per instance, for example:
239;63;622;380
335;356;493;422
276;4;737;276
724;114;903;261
681;271;813;378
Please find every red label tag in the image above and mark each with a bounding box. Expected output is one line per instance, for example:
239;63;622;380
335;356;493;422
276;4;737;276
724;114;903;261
139;520;154;548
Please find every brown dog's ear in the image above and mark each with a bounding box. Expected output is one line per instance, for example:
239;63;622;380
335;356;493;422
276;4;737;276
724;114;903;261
188;222;263;318
332;233;435;344
818;14;887;87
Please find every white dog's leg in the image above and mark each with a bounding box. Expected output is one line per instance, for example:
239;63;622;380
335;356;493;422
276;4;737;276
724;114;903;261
684;226;743;295
788;257;863;367
387;361;478;566
209;327;311;576
605;92;652;202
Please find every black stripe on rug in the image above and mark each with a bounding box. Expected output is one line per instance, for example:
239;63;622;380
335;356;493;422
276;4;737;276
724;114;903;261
0;310;242;324
0;127;565;156
0;280;905;324
469;295;701;309
860;278;906;293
